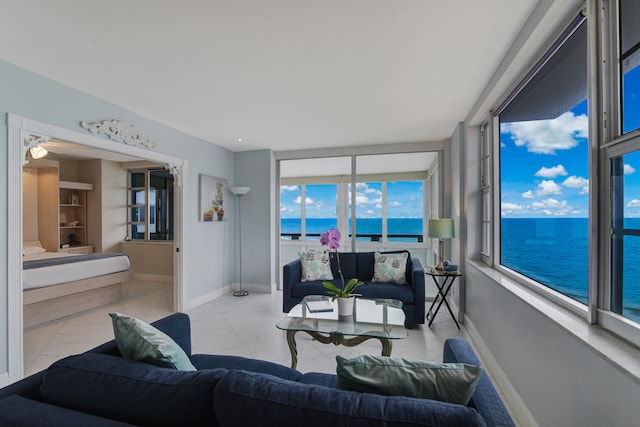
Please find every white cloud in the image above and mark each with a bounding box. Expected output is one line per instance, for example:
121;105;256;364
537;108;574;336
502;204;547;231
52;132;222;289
389;201;402;207
280;185;299;192
562;176;589;195
501;202;525;210
535;165;567;178
531;198;567;210
501;111;588;154
522;190;534;199
627;199;640;207
294;196;313;204
624;164;636;175
535;180;562;196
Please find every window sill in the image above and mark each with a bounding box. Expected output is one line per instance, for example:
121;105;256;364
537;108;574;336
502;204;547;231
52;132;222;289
468;260;640;385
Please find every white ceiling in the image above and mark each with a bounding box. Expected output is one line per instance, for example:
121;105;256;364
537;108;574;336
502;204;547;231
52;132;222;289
0;0;537;153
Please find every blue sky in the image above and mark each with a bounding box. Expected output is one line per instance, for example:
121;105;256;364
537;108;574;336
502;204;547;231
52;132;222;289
501;63;640;219
280;181;423;219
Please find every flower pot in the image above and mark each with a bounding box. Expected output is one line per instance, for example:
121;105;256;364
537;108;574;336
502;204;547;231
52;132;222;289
337;296;355;316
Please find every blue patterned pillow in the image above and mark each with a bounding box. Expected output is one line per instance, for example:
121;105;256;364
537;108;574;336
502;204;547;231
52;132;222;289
298;250;333;282
371;252;408;285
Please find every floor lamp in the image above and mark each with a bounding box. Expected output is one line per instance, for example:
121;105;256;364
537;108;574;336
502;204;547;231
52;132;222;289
230;186;250;296
428;218;454;271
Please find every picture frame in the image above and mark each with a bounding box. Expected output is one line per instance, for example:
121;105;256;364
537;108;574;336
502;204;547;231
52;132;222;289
199;174;228;222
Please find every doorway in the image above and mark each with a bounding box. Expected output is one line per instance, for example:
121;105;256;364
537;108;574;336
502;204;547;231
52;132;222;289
8;114;186;382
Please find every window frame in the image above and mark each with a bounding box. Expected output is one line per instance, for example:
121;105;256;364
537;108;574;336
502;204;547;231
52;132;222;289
127;168;174;242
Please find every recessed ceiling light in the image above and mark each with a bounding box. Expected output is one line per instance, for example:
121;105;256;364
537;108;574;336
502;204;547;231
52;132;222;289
238;138;243;143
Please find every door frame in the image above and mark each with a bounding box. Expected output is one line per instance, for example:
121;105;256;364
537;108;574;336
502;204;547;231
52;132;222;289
7;113;187;382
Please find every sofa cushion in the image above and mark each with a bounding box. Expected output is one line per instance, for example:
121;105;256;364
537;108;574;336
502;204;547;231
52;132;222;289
190;353;303;381
372;251;409;285
40;353;227;427
213;369;487;427
336;355;483;405
299;249;333;281
109;312;196;371
0;395;136;427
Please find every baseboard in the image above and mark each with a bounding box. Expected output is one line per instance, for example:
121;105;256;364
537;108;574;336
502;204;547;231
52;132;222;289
134;274;173;283
464;315;538;427
183;285;231;311
233;282;274;294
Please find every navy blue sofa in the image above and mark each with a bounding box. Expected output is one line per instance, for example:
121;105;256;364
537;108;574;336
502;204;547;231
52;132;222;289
283;251;426;327
0;313;514;427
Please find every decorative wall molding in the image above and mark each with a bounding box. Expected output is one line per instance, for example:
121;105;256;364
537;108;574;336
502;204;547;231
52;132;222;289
22;133;50;165
165;163;182;187
80;120;157;149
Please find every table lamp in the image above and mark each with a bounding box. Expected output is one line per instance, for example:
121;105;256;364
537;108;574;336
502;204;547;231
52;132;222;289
428;218;454;271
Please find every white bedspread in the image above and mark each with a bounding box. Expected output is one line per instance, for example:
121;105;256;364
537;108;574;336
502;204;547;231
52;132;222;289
23;251;131;290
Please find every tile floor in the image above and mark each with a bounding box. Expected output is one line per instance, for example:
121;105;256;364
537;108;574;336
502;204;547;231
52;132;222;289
22;279;520;425
24;279;469;376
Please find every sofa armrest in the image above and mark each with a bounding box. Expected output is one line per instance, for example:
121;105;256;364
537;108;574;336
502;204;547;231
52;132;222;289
283;259;302;312
409;257;425;321
443;338;515;427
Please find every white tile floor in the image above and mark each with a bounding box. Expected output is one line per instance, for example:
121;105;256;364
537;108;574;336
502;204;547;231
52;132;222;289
22;279;520;425
24;279;468;376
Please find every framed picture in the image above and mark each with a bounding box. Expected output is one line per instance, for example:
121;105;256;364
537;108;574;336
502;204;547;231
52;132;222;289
199;174;228;222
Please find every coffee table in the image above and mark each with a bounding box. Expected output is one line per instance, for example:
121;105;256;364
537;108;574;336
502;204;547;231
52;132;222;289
276;296;407;369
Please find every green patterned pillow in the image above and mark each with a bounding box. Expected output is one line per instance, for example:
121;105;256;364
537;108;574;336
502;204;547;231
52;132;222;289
336;355;482;405
298;250;334;282
371;252;408;285
109;312;196;371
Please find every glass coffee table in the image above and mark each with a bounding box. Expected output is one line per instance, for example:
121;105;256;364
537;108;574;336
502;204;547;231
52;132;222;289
276;296;407;369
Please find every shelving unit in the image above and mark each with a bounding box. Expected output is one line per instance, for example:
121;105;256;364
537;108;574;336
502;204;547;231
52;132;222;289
59;181;93;254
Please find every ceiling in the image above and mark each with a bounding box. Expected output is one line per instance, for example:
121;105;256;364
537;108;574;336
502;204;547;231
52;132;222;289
1;0;537;153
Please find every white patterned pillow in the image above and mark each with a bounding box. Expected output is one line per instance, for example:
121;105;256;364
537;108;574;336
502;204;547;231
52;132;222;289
298;250;334;282
372;252;408;285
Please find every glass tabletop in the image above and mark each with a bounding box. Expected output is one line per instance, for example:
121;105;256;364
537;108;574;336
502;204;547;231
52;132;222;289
276;296;407;340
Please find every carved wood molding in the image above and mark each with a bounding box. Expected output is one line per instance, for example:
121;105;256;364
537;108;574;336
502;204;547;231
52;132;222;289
80;120;157;149
23;133;50;165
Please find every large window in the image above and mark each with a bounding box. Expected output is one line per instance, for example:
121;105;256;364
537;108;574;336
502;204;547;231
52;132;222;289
620;0;640;134
127;169;174;241
497;16;589;305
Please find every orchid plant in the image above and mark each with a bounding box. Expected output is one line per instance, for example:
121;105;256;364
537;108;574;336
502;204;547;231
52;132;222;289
320;228;362;300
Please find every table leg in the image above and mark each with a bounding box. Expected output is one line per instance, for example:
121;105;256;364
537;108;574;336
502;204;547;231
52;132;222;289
426;275;460;329
286;330;298;369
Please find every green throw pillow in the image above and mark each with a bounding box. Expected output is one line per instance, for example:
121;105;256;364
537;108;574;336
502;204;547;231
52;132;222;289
371;252;408;285
336;355;482;405
298;249;333;281
109;312;196;371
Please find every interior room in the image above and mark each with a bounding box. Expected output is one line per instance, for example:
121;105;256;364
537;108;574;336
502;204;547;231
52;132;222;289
1;1;640;426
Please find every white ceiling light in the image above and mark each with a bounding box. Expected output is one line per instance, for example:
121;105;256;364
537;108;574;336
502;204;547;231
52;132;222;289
29;145;48;159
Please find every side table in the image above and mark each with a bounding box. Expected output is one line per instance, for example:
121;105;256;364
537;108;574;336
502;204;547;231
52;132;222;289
425;270;463;329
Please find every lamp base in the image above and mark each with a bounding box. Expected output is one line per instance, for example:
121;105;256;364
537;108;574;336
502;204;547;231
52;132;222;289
233;289;249;297
435;261;445;271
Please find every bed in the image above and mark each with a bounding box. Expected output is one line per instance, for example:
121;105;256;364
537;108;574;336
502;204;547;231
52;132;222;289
22;241;133;327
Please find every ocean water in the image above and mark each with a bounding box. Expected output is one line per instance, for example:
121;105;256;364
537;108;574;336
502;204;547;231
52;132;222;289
281;217;640;322
281;218;423;241
501;218;640;322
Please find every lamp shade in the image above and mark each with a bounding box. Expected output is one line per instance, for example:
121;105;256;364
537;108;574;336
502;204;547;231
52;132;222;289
428;218;454;239
230;186;250;196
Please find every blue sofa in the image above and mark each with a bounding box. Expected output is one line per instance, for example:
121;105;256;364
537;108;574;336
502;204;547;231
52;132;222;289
283;251;426;327
0;313;515;427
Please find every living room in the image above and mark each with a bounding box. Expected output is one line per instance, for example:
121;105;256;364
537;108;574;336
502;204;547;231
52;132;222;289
2;1;640;426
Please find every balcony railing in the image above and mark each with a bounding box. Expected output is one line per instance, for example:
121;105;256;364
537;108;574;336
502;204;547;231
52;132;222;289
281;233;423;243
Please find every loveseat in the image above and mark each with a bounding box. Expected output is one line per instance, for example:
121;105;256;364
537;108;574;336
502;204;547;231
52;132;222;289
0;313;514;427
283;250;426;327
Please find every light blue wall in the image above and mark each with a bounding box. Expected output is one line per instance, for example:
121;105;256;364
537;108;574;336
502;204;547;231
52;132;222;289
0;59;238;376
234;150;276;289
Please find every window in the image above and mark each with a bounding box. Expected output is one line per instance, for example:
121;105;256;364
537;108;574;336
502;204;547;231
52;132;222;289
127;169;174;241
497;15;589;305
480;120;492;262
620;0;640;134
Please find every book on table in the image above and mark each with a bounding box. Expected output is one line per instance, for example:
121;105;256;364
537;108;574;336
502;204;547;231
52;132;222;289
304;296;334;313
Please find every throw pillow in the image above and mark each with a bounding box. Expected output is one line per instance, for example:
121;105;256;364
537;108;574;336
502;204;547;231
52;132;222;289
371;251;408;285
336;355;482;405
109;312;196;371
298;250;333;281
